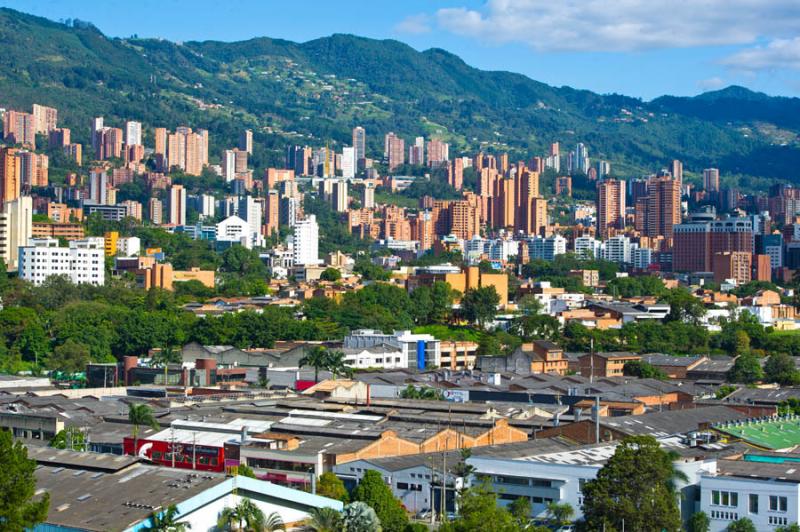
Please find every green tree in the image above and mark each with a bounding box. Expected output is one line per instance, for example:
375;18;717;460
305;507;343;532
325;350;353;380
460;286;500;329
726;518;757;532
128;403;160;454
687;511;710;532
144;504;191;531
0;430;50;530
341;501;381;532
439;479;517;532
351;470;408;532
299;346;329;383
48;339;91;374
776;524;800;532
727;353;764;384
508;496;531;525
152;345;182;386
49;426;87;451
716;385;737;399
217;499;283;531
237;464;257;479
580;435;681;532
320;268;342;282
545;501;575;527
623;360;668;380
317;472;350;503
662;288;706;324
764;352;800;385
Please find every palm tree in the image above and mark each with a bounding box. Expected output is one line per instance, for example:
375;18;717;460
217;499;282;532
325;350;352;380
145;505;191;531
304;507;342;532
299;346;329;383
545;502;574;527
128;403;159;455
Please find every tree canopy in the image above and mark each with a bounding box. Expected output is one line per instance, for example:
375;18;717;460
0;430;50;530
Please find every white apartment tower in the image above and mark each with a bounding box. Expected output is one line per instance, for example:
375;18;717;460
292;215;320;266
19;237;105;286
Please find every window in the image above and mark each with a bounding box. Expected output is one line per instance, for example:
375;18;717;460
749;494;758;514
769;495;788;512
397;482;409;490
712;490;738;508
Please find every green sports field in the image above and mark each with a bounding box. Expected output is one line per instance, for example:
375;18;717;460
717;418;800;450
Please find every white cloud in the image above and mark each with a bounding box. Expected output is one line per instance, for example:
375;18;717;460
433;0;800;52
394;14;432;35
697;77;725;91
722;37;800;71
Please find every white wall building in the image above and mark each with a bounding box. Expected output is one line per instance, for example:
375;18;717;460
574;236;602;260
341;346;407;370
222;149;236;182
19;237;105;286
699;458;800;531
0;195;32;271
124;120;142;147
602;235;632;264
341;146;355;179
292;215;320;266
116;236;141;257
530;235;567;261
216;215;260;249
237;196;263;245
199;194;216;219
343;329;440;370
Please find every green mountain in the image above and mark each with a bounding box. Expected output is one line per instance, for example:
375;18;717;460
1;7;798;185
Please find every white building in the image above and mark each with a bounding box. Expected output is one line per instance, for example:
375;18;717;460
124;120;142;147
632;246;652;269
222;149;237;182
700;457;800;531
530;235;567;261
292;215;320;266
574;236;602;260
116;236;141;257
332;180;348;213
199;194;216;219
216;215;261;249
341;346;407;370
343;329;440;370
341;146;355;179
237;196;263;245
0;195;32;271
89;169;109;205
19;237;105;286
602;235;632;264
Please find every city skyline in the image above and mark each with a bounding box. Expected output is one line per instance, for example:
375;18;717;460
1;0;800;100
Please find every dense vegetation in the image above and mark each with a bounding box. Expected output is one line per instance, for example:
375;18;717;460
1;8;799;184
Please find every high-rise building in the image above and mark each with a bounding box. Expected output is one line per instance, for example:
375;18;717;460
168;185;187;226
237;195;262;241
166;128;208;176
154;127;167;157
671;159;683;184
32;104;57;134
285;145;312;176
596;179;626;239
575;143;589;174
341;146;356;179
17;151;48;188
19;237;105;286
125;121;142;147
239;129;253;155
703;168;720;192
645;176;681;239
265;190;280;236
149;198;163;225
426;139;449;167
292;215;320;266
409;137;424;166
120;200;143;221
222;150;237;182
596;160;611;180
447;158;464;191
89;169;110;205
332;180;348;213
3;111;35;148
90;117;104;155
361;183;375;210
0;148;21;204
48;128;71;148
0;195;32;271
673;218;753;272
713;251;751;285
352;126;366;164
385;133;405;172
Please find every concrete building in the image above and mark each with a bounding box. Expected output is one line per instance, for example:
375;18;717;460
0;195;32;271
344;329;441;370
341;146;355;179
168;184;187;226
124;120;142;147
704;168;720;192
292;215;320;266
352;126;366;164
596;179;626;239
19;237;105;286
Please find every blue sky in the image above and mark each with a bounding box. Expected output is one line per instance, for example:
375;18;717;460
3;0;800;100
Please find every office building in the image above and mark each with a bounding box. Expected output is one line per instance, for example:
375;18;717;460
361;183;375;210
168;185;187;226
32;104;57;134
596;179;626;239
704;168;720;192
0;195;32;271
124;121;142;147
239;129;253;155
673;218;754;272
19;237;105;286
352;126;366;164
149;198;163;225
385;132;405;172
341;146;355;179
343;329;441;370
3;110;35;148
292;215;320;266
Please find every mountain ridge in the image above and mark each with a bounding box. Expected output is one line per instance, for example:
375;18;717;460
0;7;798;184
